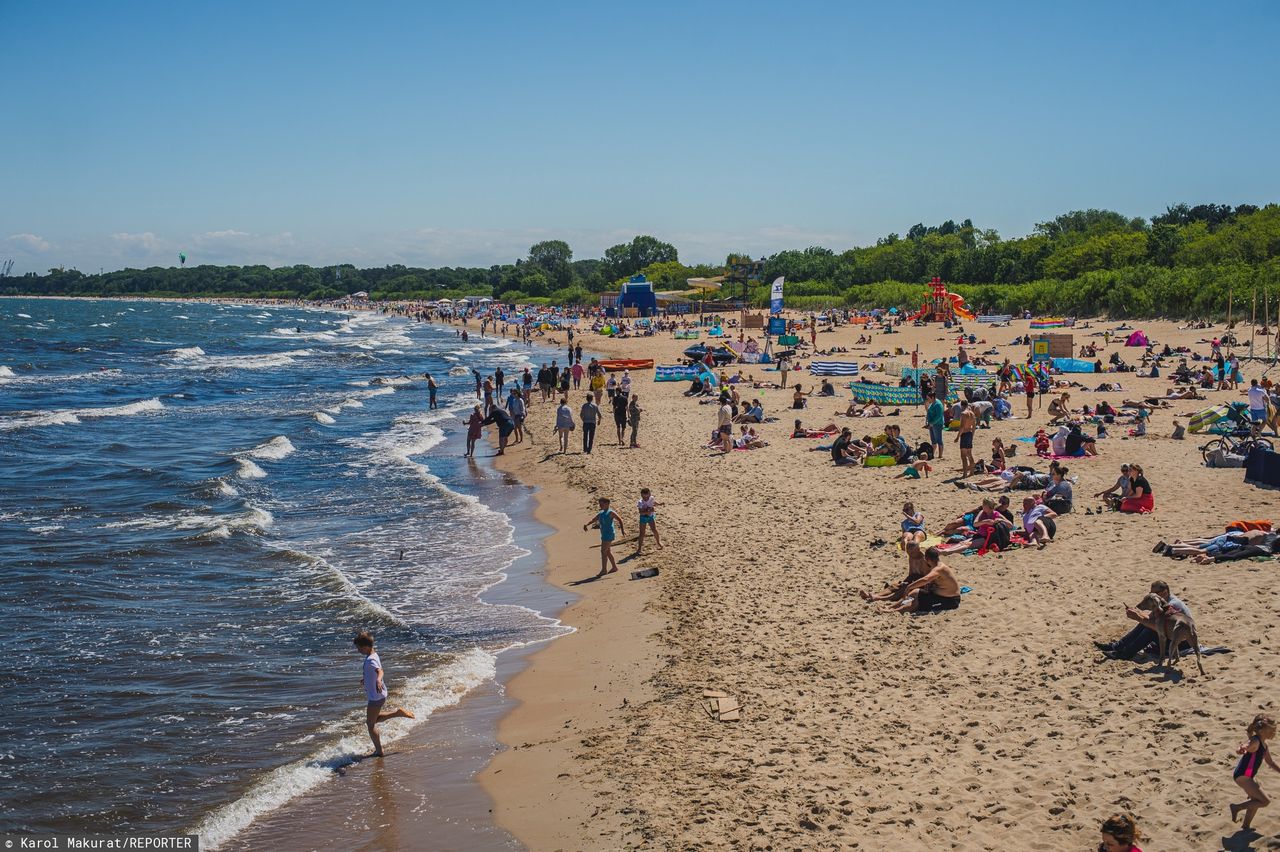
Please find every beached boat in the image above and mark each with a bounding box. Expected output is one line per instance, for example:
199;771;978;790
597;358;655;371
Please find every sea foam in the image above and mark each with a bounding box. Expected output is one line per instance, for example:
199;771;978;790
192;648;496;850
0;398;164;432
244;436;296;461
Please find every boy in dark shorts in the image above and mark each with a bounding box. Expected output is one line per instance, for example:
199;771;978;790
879;548;962;613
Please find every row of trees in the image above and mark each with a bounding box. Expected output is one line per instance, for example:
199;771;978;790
4;203;1278;317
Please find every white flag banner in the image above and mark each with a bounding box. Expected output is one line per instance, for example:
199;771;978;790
769;276;785;313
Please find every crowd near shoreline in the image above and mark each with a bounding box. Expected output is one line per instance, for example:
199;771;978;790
17;294;1280;849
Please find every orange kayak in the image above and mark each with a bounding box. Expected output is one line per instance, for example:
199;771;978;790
597;359;654;372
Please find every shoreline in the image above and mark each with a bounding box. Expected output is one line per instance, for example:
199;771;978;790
480;415;664;849
171;315;581;849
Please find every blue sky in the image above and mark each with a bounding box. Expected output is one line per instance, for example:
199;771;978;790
2;1;1278;274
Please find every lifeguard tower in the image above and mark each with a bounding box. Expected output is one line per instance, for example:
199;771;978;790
907;277;975;323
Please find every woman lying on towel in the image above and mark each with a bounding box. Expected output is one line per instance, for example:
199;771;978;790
791;419;837;438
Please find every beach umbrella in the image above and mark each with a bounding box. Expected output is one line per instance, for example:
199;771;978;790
1188;404;1229;434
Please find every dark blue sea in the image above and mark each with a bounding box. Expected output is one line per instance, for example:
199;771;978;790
0;297;568;846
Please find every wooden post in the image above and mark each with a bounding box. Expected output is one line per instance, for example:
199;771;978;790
1252;287;1258;359
1259;289;1269;358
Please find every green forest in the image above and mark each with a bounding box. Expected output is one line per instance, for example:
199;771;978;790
5;203;1279;319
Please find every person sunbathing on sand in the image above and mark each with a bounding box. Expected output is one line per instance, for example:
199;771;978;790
860;539;927;602
1021;497;1058;548
893;460;932;479
793;418;838;438
734;425;768;449
878;548;961;613
900;502;926;546
941;495;1010;535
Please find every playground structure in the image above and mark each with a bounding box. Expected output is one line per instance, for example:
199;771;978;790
906;277;975;323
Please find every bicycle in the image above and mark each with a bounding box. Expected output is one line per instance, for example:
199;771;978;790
1201;428;1274;464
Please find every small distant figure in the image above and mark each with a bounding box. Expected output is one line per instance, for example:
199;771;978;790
584;497;625;577
1097;812;1144;852
1231;713;1278;831
353;631;414;758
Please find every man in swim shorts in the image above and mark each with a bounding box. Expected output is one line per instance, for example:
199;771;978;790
879;548;961;613
956;402;977;478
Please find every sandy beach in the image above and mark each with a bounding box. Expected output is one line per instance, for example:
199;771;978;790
479;314;1280;850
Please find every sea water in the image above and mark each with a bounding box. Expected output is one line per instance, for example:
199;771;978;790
0;297;568;846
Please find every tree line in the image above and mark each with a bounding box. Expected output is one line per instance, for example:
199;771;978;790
4;203;1278;318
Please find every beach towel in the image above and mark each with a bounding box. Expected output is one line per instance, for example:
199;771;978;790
654;365;701;382
898;535;944;551
809;361;860;376
1030;318;1069;329
674;330;700;340
1038;451;1096;460
850;384;924;406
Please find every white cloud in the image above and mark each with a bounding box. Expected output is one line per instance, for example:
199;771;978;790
110;231;165;257
2;225;868;275
7;233;51;253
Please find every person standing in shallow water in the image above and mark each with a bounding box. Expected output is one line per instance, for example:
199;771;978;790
353;632;414;758
425;372;438;410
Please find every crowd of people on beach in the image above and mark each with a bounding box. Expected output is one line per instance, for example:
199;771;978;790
344;298;1279;842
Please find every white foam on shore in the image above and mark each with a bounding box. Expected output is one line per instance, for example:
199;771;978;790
245;436;296;461
193;648;496;850
0;366;14;379
0;398;164;432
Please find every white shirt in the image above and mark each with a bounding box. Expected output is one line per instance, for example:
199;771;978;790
363;652;388;702
718;405;732;427
1249;385;1268;409
1022;505;1050;534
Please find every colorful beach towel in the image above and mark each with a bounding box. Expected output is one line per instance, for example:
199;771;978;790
654;365;701;382
809;361;860;377
849;383;924;406
1030;318;1069;329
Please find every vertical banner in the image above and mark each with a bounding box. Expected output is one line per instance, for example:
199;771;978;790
769;276;785;313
